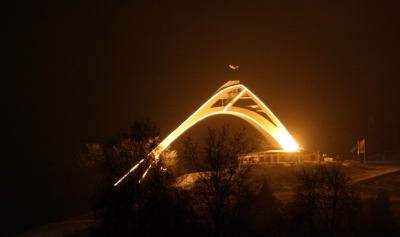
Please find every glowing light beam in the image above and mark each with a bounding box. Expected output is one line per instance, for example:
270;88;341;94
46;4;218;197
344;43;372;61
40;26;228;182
138;163;152;183
114;158;145;186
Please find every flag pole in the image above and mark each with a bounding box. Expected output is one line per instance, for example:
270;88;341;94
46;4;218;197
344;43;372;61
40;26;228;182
363;140;366;165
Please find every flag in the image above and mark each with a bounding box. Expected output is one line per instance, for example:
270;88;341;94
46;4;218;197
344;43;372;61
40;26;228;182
351;139;365;153
358;139;365;154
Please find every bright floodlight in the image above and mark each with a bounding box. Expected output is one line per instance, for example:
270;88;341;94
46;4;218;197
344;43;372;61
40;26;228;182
114;80;298;186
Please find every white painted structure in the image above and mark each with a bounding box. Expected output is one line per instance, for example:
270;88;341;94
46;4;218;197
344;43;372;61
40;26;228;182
115;81;298;185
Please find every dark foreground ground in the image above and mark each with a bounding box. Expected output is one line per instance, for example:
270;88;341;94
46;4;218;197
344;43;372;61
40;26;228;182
7;161;400;237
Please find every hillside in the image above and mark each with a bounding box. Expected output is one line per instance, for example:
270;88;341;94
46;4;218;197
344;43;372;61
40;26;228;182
5;214;92;237
252;161;400;202
8;161;400;237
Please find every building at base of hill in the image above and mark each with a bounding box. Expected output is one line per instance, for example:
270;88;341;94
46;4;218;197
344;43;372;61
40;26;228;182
242;150;320;164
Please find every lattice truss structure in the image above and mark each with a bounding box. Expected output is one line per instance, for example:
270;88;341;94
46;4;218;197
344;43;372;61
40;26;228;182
115;81;298;185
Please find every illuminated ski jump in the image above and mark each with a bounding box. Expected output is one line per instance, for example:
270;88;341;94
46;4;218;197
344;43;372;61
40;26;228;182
114;80;298;186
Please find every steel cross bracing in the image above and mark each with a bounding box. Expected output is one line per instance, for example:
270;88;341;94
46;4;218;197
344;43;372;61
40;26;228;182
114;80;298;186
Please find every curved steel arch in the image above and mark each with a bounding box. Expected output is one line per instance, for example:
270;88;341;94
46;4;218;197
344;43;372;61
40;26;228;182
156;81;298;154
114;81;298;185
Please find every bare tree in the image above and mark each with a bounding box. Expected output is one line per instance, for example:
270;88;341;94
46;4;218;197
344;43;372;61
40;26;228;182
78;118;185;237
180;125;260;237
160;147;179;175
284;163;360;237
363;190;399;237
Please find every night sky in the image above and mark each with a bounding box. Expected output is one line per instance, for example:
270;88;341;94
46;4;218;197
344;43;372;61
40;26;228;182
2;1;400;235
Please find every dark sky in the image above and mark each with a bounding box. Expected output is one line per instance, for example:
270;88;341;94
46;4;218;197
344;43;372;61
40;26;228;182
1;0;400;235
